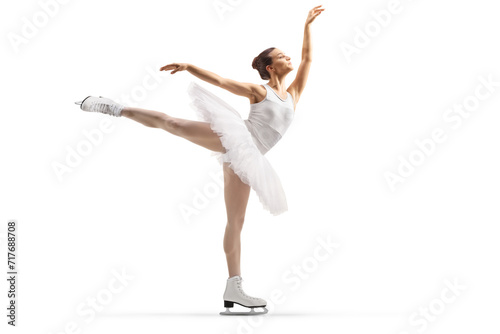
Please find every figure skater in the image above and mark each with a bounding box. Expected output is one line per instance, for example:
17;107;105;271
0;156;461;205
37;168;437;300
74;5;324;315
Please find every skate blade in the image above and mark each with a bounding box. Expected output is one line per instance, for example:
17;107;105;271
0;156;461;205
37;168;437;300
219;307;268;316
75;96;91;107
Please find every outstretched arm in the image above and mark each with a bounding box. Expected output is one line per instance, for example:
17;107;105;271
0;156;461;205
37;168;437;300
160;63;258;99
289;5;324;105
186;64;222;86
160;63;223;86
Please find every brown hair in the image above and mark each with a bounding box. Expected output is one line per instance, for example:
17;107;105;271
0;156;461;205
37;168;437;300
252;47;275;80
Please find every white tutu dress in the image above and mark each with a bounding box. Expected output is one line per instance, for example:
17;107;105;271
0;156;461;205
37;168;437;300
187;81;295;216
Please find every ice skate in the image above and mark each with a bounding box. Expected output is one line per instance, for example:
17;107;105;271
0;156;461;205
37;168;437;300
74;96;124;117
219;275;268;315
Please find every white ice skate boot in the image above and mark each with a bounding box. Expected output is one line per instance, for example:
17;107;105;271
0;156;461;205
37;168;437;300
75;96;124;117
219;275;268;315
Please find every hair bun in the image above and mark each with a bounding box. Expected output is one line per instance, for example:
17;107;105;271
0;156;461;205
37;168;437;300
252;57;260;69
252;47;275;80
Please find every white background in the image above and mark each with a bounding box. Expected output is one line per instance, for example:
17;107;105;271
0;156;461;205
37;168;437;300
1;0;499;333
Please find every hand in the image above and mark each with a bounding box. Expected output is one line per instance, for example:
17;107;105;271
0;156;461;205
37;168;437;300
305;5;325;25
159;63;189;74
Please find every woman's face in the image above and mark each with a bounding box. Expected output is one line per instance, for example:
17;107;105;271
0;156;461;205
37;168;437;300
268;49;293;76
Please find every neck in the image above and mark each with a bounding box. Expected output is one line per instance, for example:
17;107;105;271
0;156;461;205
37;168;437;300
267;75;287;91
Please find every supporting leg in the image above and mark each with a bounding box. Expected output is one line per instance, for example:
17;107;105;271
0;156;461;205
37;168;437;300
121;106;226;153
222;162;251;278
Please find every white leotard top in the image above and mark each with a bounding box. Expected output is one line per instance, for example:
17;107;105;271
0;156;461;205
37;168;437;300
244;84;295;155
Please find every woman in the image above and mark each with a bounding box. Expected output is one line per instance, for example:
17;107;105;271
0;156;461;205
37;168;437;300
74;5;324;315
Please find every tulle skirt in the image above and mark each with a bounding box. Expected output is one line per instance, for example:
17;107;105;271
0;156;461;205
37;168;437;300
186;81;287;216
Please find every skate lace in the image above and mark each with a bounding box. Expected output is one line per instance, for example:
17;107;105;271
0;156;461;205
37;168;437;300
236;279;260;300
89;100;114;115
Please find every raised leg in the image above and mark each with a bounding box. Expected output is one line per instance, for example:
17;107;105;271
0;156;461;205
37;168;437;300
121;106;226;153
223;162;251;278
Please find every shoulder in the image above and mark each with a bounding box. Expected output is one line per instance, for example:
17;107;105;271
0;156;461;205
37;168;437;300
219;79;264;101
248;84;267;104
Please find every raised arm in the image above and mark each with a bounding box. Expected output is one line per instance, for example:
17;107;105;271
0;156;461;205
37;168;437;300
289;5;324;105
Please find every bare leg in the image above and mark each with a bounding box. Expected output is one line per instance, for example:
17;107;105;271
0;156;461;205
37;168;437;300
121;106;226;153
223;162;251;278
122;107;247;277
